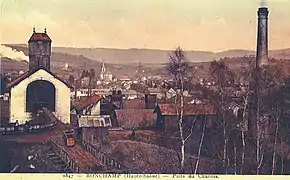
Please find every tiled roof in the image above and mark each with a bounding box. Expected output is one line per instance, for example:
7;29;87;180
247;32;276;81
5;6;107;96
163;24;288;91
156;103;215;116
115;109;156;128
6;68;73;89
123;99;145;109
72;94;102;112
28;33;51;42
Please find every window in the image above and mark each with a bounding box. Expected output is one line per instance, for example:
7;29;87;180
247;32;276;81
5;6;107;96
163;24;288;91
104;117;110;124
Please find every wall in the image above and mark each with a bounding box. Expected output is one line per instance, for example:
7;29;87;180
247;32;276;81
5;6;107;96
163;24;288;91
115;109;156;129
82;101;101;116
10;69;71;124
81;127;109;145
79;115;112;127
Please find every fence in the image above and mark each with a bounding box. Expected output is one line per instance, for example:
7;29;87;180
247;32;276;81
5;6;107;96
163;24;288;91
81;140;133;173
48;139;87;173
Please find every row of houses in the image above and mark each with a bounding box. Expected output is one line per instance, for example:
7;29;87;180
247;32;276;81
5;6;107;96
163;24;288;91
70;87;205;101
70;86;247;145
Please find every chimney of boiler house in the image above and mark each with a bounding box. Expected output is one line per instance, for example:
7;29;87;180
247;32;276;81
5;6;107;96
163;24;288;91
256;7;269;68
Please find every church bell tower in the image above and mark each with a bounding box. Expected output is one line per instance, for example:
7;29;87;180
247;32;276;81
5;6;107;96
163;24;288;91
28;27;52;72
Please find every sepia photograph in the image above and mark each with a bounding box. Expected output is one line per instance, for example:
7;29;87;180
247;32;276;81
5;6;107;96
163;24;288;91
0;0;290;176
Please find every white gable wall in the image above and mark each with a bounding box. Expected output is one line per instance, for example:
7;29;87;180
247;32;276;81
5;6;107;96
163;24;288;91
10;69;71;124
82;101;101;115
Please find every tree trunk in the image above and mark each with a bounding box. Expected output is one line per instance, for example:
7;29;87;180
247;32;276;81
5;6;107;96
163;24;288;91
194;120;206;174
234;141;237;175
281;157;284;175
178;78;185;172
256;69;261;175
271;108;279;175
256;121;261;174
222;111;227;172
241;130;245;174
280;140;284;175
241;95;248;174
10;165;19;173
258;152;264;174
180;138;185;172
256;95;261;174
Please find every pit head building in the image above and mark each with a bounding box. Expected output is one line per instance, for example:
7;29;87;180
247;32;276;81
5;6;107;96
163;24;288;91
6;28;72;124
256;7;269;68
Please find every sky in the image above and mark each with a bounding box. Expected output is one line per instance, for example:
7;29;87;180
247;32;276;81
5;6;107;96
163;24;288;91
0;0;289;52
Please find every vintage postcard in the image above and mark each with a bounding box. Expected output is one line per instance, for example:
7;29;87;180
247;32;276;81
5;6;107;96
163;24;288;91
0;0;290;179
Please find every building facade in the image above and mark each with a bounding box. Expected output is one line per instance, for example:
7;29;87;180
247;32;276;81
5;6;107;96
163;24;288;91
6;28;72;124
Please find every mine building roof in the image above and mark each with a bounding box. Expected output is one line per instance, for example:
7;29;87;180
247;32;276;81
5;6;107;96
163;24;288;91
6;68;73;89
28;32;52;42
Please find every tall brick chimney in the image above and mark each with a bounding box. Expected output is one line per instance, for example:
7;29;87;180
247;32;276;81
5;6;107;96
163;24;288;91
256;7;269;68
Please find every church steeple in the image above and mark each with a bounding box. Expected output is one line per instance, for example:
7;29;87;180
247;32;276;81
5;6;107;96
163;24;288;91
101;61;106;73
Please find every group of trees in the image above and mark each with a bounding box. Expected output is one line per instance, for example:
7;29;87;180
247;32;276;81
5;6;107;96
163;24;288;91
167;47;290;174
67;68;96;89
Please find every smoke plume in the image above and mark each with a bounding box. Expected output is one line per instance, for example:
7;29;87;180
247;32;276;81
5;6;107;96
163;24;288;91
260;0;267;7
0;45;29;62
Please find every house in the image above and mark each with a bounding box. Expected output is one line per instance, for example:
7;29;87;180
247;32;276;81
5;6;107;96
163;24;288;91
146;88;167;99
71;94;114;145
107;89;124;109
144;87;168;109
6;28;72;125
166;88;176;100
78;119;110;145
121;89;142;100
71;94;103;115
71;94;113;128
115;109;156;129
154;103;216;132
118;75;131;82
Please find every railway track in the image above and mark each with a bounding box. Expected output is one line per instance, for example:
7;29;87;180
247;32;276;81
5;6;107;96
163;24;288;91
1;108;137;173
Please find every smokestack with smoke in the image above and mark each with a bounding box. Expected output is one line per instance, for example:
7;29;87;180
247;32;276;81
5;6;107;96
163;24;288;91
256;3;269;68
260;0;267;7
0;45;29;62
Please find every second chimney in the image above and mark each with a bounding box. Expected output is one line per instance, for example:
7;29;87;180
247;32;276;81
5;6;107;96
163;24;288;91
256;7;269;68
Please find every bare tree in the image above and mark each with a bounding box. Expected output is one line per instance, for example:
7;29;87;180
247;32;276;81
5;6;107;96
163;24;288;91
68;75;75;87
239;59;255;174
194;120;206;174
240;91;250;174
87;68;95;97
208;61;235;173
167;46;190;172
265;68;284;175
271;105;279;175
254;65;285;174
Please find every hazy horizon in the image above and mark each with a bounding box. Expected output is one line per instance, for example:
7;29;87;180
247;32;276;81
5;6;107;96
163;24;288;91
4;43;290;53
1;0;290;52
